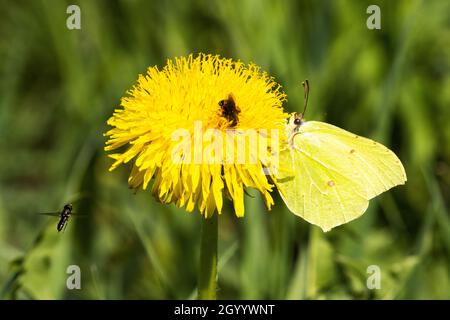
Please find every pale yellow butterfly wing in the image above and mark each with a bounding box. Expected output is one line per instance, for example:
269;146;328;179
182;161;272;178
277;121;407;231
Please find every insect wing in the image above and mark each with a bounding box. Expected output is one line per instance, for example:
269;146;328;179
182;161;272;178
38;212;62;217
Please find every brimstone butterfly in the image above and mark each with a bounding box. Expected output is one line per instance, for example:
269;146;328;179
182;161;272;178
277;81;407;231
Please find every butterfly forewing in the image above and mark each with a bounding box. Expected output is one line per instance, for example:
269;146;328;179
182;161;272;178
297;121;407;199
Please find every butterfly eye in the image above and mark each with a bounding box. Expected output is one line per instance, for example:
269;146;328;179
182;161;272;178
294;118;302;125
218;100;225;107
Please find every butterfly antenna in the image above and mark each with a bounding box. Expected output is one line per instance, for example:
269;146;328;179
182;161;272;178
301;80;310;118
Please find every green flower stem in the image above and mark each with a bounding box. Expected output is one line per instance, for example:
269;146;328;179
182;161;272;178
198;213;218;300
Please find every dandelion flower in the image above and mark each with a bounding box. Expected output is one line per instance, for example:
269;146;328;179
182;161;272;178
105;54;287;217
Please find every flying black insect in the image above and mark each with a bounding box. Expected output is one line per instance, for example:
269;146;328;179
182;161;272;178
218;93;241;127
39;203;75;232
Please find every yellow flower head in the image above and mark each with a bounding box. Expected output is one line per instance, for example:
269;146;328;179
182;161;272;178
105;54;288;217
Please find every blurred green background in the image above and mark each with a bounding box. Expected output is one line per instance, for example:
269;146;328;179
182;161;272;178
1;0;449;299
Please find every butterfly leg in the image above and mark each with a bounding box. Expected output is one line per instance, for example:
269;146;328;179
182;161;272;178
289;131;305;152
